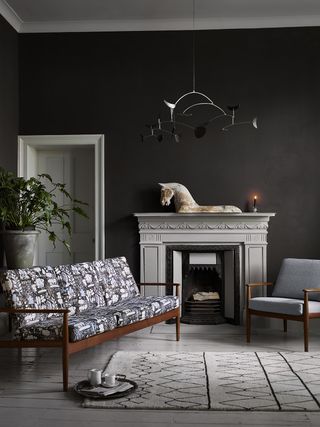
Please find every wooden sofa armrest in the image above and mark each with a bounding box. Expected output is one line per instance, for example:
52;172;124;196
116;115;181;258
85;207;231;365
138;282;180;287
0;307;69;314
138;282;180;296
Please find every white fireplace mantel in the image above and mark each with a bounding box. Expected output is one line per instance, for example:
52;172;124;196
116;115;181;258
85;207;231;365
134;212;275;323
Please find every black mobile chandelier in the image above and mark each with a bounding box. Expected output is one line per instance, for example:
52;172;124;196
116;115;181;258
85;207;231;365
142;0;257;143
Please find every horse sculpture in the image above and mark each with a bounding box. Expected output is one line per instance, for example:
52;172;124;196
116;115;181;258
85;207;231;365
159;183;242;213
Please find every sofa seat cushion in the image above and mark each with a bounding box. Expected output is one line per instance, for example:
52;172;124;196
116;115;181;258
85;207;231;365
15;307;118;342
54;262;105;315
109;295;180;327
249;297;320;316
93;257;140;307
3;266;64;327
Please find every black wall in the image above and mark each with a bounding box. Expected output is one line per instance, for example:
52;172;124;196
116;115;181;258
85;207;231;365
0;15;18;171
17;28;320;281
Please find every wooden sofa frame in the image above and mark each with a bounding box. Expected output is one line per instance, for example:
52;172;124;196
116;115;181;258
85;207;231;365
246;282;320;352
0;283;180;391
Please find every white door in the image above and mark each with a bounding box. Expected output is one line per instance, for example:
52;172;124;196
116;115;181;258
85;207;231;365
18;134;105;263
37;147;95;266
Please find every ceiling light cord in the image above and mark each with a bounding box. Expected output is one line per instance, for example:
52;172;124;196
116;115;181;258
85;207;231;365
192;0;196;93
142;0;257;142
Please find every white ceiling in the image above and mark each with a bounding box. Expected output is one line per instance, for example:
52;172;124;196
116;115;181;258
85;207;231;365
2;0;320;33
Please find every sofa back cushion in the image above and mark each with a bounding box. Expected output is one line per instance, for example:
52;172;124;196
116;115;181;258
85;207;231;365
93;257;139;306
272;258;320;301
54;262;105;315
2;266;63;327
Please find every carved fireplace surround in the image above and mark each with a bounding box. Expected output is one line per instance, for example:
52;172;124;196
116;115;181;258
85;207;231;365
134;213;275;324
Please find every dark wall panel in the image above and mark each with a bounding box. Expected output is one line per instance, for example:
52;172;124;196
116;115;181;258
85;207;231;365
0;15;18;171
18;28;320;281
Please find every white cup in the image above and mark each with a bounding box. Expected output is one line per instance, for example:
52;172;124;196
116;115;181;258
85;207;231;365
104;373;116;387
88;369;102;386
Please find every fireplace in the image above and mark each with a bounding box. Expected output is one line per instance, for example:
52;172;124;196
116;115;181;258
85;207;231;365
166;245;240;324
134;212;275;324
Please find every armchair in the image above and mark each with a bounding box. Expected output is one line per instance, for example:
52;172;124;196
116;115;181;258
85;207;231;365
246;258;320;351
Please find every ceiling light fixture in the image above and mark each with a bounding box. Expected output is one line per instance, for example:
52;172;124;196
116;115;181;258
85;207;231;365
142;0;257;142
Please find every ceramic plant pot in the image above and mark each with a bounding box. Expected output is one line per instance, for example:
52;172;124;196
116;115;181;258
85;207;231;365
0;230;40;269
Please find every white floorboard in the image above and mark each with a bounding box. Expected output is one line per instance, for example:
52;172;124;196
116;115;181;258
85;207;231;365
1;322;320;426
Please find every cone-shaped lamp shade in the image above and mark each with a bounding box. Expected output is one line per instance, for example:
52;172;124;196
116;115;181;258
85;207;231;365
194;126;207;138
252;117;258;129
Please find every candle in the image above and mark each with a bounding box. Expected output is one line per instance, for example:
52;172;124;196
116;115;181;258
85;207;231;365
253;195;257;209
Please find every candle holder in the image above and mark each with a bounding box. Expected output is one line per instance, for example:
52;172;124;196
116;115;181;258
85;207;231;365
252;196;258;212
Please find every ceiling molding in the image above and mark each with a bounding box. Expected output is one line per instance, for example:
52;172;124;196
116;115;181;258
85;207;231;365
0;0;21;32
18;15;320;33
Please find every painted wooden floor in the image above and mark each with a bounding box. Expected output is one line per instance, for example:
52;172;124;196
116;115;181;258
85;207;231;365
1;322;320;427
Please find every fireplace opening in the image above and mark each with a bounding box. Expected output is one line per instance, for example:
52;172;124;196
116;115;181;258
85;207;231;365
166;245;240;325
181;252;225;324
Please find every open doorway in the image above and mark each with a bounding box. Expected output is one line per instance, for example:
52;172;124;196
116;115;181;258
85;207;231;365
18;135;105;266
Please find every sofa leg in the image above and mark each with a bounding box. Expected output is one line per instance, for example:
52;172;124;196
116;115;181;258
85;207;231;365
176;315;180;341
62;312;69;391
304;318;309;352
283;319;287;333
246;310;251;343
62;341;69;392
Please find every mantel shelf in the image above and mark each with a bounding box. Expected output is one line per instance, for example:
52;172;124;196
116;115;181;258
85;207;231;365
134;212;276;218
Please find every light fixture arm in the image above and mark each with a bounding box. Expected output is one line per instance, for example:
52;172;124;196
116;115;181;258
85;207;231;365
142;0;257;142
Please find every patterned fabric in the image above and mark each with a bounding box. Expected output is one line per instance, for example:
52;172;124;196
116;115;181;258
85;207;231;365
2;256;178;342
14;295;179;341
93;257;140;307
2;266;63;327
108;295;179;327
15;307;118;342
54;262;105;315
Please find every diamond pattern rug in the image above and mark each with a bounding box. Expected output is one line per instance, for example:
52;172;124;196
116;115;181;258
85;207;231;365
82;351;320;410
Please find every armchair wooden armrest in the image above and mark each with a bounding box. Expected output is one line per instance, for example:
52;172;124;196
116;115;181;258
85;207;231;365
246;282;273;302
303;288;320;293
246;282;273;289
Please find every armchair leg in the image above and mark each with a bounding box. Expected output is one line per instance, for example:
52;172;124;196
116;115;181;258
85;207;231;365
283;319;287;333
246;310;251;343
176;314;180;341
304;317;309;352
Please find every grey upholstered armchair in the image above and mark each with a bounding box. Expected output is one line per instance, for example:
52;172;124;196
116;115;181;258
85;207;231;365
246;258;320;351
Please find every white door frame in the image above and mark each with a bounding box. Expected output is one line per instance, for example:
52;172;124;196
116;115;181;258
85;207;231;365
17;134;105;260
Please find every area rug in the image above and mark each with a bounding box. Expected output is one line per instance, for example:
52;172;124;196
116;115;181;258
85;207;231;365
82;351;320;411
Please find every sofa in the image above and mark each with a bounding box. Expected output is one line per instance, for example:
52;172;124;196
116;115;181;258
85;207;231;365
0;256;180;391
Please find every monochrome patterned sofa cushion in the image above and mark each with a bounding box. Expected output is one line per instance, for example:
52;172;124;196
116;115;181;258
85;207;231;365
272;258;320;302
93;257;140;306
14;295;179;341
15;307;118;342
108;295;180;327
2;266;63;327
54;262;105;315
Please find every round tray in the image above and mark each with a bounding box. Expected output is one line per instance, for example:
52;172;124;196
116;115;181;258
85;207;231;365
74;378;137;400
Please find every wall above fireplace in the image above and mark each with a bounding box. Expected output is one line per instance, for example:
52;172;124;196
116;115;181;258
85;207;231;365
134;212;275;324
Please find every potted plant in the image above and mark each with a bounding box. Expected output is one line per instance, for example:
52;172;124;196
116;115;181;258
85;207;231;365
0;166;88;269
